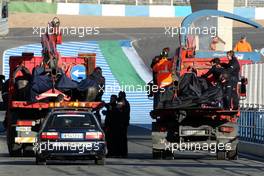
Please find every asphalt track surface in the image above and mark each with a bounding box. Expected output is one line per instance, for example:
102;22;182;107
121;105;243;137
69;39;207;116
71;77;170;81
0;27;264;176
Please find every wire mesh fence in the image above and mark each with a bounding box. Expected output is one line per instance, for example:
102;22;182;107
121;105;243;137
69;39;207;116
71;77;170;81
239;111;264;144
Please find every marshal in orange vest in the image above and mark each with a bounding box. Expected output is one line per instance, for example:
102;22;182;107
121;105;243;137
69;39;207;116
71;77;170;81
152;57;173;88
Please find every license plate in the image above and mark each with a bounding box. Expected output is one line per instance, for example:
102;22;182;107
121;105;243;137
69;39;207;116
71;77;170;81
52;142;93;147
16;127;31;132
182;130;206;136
61;133;84;139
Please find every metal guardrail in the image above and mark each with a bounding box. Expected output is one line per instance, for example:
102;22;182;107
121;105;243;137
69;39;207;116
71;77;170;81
239;111;264;144
0;18;8;37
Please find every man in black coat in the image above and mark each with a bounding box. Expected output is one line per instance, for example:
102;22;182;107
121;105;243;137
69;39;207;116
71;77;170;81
90;67;105;124
103;94;119;157
117;91;130;158
221;50;240;110
90;67;105;101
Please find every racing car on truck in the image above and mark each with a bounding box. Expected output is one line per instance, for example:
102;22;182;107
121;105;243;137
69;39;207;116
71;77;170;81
148;10;263;160
2;18;105;157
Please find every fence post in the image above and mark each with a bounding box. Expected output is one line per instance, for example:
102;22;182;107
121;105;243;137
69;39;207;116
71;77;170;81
98;0;101;5
149;0;153;5
245;0;248;7
136;0;138;6
171;0;173;6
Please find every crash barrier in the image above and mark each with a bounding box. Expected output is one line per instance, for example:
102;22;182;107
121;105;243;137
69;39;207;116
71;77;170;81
241;63;264;109
9;1;264;19
0;18;8;36
16;0;264;7
239;111;264;144
2;41;153;124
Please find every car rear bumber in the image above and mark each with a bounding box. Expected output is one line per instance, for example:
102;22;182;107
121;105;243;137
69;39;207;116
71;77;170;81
36;129;106;156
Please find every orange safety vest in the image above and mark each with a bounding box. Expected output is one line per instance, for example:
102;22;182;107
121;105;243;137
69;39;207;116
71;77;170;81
234;41;252;52
152;58;173;88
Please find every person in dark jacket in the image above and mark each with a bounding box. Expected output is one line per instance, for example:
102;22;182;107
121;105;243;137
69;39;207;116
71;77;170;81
117;91;130;158
90;67;105;124
90;67;105;101
103;94;119;157
202;58;224;85
221;50;240;110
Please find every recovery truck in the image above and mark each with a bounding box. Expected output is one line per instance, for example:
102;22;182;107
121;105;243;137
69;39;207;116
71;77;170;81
149;10;263;160
4;18;103;156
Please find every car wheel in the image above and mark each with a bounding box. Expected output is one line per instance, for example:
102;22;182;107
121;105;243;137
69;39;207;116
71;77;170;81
95;156;105;165
36;156;47;165
227;149;238;160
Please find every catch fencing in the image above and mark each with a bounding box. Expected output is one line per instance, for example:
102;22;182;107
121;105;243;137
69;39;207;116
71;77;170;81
239;111;264;144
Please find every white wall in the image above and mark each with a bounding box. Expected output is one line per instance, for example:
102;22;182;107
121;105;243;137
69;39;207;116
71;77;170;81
102;5;125;16
241;63;264;109
149;5;175;17
57;3;79;15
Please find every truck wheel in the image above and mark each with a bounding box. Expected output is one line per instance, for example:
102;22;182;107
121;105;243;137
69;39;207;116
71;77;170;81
95;156;105;165
152;149;163;159
8;144;23;157
217;151;226;160
22;145;35;157
7;127;23;157
36;156;47;165
227;149;238;160
164;150;174;160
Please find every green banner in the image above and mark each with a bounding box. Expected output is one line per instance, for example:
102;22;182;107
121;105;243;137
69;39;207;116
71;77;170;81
9;1;57;14
99;40;145;87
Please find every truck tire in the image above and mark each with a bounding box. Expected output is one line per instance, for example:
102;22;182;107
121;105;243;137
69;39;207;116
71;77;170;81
153;149;161;159
216;151;226;160
7;126;23;157
8;144;23;157
152;149;173;160
22;145;35;157
36;155;47;165
95;156;105;165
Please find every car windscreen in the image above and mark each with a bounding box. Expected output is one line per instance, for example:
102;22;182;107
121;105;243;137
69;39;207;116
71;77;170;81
46;113;98;129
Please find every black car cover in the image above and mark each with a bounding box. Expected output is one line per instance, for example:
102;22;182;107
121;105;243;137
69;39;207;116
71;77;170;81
30;66;99;101
157;73;223;109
